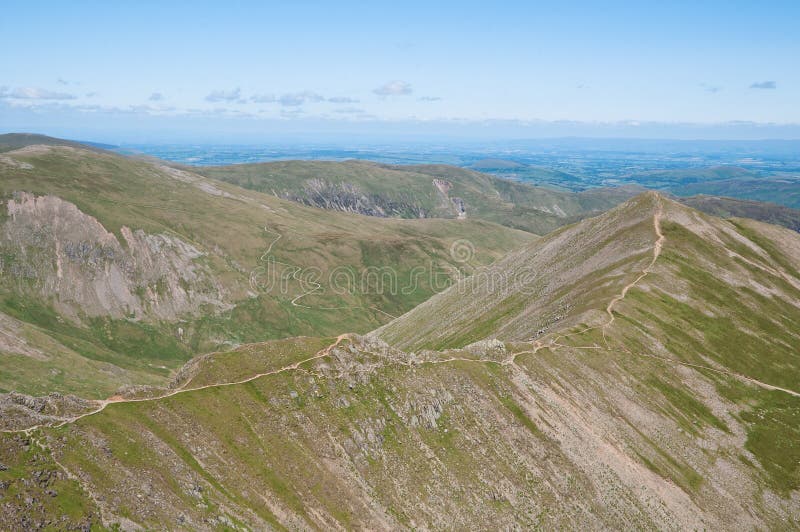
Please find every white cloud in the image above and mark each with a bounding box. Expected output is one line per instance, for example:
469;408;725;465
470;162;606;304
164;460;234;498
0;86;77;100
280;107;305;119
148;92;165;101
333;106;366;114
205;87;244;103
252;91;350;106
373;80;413;96
327;96;360;103
251;93;276;103
279;91;325;106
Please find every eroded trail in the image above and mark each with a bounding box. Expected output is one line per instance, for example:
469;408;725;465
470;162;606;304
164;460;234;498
602;198;665;344
5;202;798;436
502;201;800;399
2;335;351;434
633;351;800;398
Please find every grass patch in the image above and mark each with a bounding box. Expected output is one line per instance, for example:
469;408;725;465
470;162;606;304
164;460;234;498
740;391;800;495
646;375;728;434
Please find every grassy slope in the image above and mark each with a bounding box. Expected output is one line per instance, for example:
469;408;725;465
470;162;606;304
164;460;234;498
0;144;532;397
376;189;800;455
197;158;800;235
375;192;800;509
1;195;798;529
0;133;107;153
193;159;638;234
376;193;661;350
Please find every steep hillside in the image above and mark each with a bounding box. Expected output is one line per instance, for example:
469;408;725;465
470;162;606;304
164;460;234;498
193;159;638;234
0;143;531;397
377;193;665;350
1;194;798;529
378;193;800;362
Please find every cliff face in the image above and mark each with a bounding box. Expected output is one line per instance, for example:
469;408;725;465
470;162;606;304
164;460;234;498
284;178;428;218
1;191;229;322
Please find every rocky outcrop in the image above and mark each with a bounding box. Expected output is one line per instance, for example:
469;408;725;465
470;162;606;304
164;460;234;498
0;391;96;431
0;311;46;359
284;178;427;218
433;178;467;218
1;192;230;322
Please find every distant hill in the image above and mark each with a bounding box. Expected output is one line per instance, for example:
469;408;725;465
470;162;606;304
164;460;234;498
0;132;115;153
678;194;800;232
626;165;757;185
194;158;800;235
469;161;586;188
193;159;638;235
673;176;800;210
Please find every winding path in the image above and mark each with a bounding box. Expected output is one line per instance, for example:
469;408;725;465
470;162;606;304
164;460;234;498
602;199;665;344
2;335;350;434
505;200;800;399
4;202;798;436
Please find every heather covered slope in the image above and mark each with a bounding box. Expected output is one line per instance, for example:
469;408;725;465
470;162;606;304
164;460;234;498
1;194;798;529
0;143;531;397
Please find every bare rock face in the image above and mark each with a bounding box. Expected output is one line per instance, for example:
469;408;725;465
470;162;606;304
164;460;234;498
1;191;229;321
0;311;46;359
284;178;427;218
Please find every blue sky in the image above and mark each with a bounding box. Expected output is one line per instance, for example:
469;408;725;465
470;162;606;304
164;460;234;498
1;0;798;141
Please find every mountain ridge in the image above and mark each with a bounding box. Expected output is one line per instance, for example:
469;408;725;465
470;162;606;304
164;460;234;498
0;142;531;397
1;192;798;529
